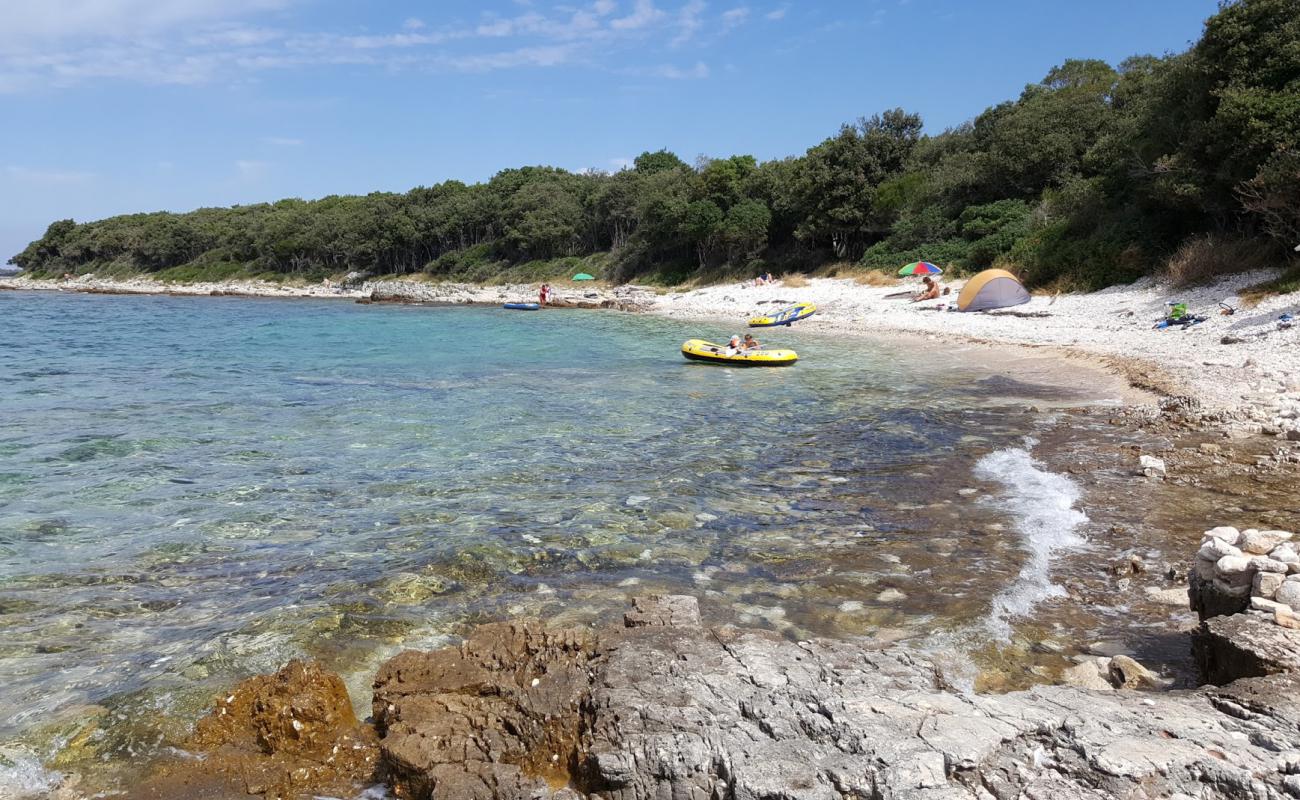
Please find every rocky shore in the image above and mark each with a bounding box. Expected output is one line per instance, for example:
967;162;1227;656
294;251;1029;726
92;569;1298;800
0;273;652;312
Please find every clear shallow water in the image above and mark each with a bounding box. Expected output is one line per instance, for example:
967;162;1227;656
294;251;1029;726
1;291;1123;784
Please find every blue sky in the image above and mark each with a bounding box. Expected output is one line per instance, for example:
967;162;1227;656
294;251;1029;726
1;0;1220;263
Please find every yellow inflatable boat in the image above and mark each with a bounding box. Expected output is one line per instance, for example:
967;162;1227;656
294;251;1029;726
748;302;816;328
681;339;798;367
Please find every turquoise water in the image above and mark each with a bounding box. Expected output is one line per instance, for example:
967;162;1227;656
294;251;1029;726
1;291;1116;782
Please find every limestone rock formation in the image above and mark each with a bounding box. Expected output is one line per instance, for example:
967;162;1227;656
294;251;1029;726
1194;612;1300;685
369;596;1300;800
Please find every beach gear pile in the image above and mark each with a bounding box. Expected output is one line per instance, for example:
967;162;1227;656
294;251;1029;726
1153;301;1207;329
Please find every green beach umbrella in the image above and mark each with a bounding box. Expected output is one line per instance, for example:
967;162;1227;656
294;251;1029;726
572;273;596;281
898;261;943;276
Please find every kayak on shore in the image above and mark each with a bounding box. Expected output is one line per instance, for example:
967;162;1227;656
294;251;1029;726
503;302;540;311
681;339;798;367
748;302;815;328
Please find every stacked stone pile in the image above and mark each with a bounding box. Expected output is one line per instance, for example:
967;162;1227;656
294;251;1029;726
1191;526;1300;628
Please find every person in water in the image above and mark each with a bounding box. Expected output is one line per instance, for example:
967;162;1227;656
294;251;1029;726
725;335;743;355
912;275;942;302
742;333;761;350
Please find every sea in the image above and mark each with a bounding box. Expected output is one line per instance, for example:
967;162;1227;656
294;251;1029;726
0;290;1204;794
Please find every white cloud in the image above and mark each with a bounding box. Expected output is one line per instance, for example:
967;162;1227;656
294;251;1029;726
264;137;302;146
445;45;573;72
721;6;750;31
0;0;290;49
671;0;706;46
0;0;720;91
4;165;95;184
609;156;634;170
611;0;665;30
765;6;788;21
651;61;709;79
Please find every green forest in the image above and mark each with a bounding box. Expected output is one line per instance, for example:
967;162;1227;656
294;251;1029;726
10;0;1300;290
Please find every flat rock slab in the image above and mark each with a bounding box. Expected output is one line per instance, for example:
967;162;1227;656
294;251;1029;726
372;596;1300;800
1194;612;1300;685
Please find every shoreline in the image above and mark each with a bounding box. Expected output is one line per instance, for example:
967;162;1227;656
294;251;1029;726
6;270;1297;427
6;272;1300;799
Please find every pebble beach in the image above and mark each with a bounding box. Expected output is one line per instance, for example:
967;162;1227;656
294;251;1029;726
6;268;1297;422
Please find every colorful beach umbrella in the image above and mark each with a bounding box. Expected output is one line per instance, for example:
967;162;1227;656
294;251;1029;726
898;261;943;276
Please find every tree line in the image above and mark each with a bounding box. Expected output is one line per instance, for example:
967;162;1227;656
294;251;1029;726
11;0;1298;289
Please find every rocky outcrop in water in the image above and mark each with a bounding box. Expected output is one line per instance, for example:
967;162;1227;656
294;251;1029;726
120;590;1300;800
367;595;1300;800
125;660;378;799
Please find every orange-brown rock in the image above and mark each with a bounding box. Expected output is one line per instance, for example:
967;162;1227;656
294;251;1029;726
372;622;600;800
126;660;379;800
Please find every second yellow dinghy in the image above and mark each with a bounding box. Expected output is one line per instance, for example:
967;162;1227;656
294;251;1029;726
748;302;816;328
681;339;798;367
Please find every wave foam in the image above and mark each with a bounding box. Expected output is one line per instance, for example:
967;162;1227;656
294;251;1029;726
974;444;1088;639
0;747;63;800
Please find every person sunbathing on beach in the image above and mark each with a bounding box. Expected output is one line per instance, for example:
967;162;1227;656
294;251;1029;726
742;334;761;350
911;276;942;302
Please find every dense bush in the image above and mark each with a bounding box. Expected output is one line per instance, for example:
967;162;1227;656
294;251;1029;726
11;0;1298;289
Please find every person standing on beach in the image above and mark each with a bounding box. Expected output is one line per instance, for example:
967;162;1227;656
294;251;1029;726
539;283;551;306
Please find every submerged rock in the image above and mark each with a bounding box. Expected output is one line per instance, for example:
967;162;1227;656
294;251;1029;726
125;660;378;799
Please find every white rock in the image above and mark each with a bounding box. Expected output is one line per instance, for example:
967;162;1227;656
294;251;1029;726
1248;556;1289;574
1276;581;1300;609
1203;526;1241;545
1250;596;1290;614
1215;555;1251;577
876;588;906;603
1199;538;1243;560
1144;586;1189;607
1271;544;1300;564
1277;752;1300;775
1253;571;1285;599
1241;529;1293;555
1061;658;1114;691
1139;455;1166;477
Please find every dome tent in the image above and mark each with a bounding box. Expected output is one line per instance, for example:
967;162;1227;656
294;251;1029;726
956;269;1030;312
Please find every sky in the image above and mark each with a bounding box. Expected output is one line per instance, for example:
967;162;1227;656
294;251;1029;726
0;0;1222;263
